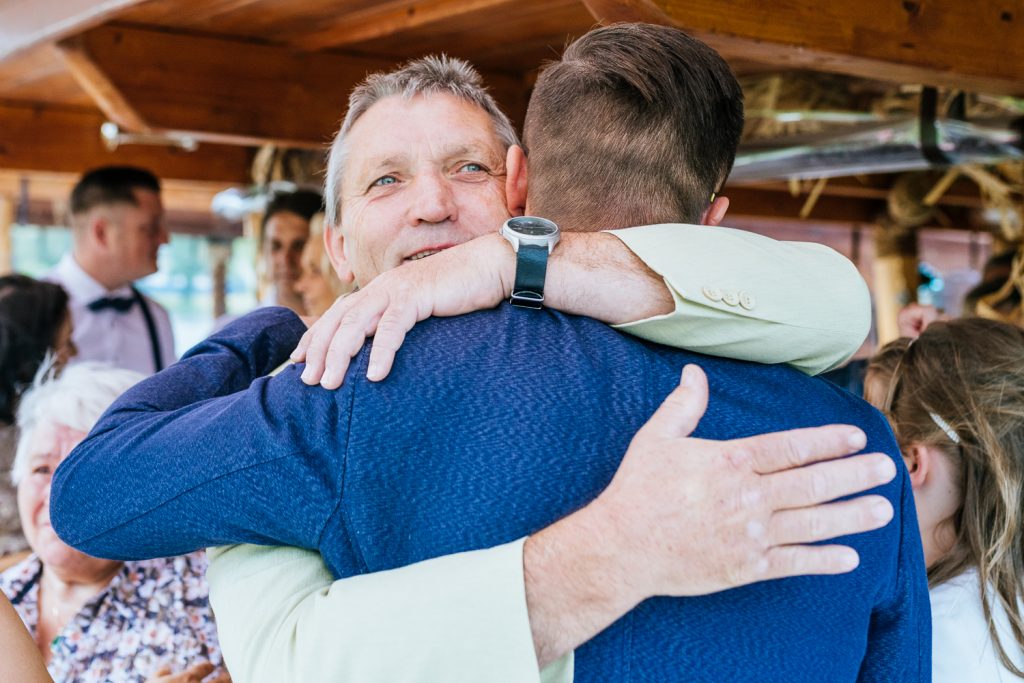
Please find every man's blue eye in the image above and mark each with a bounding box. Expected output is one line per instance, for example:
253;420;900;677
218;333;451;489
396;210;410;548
460;163;484;172
372;176;397;187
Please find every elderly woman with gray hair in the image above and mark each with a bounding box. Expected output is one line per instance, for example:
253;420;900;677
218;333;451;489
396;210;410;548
0;363;227;683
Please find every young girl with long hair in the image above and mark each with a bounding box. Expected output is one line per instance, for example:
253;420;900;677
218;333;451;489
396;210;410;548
866;317;1024;680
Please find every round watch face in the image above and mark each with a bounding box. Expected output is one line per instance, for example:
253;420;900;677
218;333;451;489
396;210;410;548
507;216;558;237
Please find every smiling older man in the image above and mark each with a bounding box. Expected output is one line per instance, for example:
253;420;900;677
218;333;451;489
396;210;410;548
52;27;923;683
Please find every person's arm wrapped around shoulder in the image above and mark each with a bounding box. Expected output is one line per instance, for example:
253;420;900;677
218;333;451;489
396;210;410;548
0;592;50;683
50;307;343;560
207;541;572;683
608;224;871;374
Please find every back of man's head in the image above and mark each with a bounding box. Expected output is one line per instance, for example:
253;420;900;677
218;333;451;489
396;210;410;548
523;23;744;230
70;166;161;219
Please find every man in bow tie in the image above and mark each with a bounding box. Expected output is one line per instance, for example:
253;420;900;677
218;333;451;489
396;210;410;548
47;166;175;375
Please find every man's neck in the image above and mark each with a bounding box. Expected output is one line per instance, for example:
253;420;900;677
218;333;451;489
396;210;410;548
71;250;130;291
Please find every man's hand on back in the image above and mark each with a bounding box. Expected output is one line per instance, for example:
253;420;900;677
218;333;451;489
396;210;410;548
523;364;896;666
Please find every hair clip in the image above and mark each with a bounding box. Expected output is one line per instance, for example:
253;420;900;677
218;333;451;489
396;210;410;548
929;412;960;444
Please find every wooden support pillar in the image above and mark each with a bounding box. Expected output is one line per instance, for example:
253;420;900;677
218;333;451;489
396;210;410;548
243;212;267;305
209;238;232;319
0;195;13;275
873;224;919;345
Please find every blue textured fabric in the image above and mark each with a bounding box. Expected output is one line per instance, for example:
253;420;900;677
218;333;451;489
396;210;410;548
52;306;930;681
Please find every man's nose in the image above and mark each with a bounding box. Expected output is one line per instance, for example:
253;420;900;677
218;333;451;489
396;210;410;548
409;173;457;225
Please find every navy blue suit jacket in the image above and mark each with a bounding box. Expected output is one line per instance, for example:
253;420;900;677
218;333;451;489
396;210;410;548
52;306;930;681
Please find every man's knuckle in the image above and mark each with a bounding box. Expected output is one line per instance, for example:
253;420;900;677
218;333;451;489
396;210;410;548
808;470;831;502
806;512;826;541
723;444;753;472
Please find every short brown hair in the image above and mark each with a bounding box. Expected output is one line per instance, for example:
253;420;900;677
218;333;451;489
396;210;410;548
70;166;160;216
523;23;744;229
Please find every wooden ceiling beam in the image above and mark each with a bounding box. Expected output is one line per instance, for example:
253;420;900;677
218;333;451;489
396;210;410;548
0;100;252;184
0;170;237;215
725;186;884;224
56;35;150;133
734;177;987;210
58;24;531;148
0;0;147;61
582;0;1024;95
297;0;519;51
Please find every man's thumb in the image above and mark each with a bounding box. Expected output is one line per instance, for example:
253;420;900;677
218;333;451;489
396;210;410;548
644;364;708;438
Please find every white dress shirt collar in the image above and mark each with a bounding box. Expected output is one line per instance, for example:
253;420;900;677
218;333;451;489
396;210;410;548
52;253;133;302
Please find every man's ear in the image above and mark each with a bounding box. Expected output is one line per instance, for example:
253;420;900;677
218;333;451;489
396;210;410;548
89;214;115;251
323;226;355;285
902;442;933;490
505;145;528;217
700;196;730;226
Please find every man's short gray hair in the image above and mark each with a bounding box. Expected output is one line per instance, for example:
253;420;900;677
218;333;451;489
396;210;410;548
324;55;520;228
12;362;143;486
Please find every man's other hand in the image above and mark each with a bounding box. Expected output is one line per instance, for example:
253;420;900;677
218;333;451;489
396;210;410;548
291;234;511;388
597;364;894;596
524;364;896;666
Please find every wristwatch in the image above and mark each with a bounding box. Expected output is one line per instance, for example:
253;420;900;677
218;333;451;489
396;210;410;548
500;216;561;309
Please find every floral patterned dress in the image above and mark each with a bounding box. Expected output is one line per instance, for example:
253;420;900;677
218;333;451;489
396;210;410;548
0;551;222;682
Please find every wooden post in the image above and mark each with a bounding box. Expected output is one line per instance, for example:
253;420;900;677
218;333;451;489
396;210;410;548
873;223;919;345
0;195;13;275
245;211;266;305
209;238;231;319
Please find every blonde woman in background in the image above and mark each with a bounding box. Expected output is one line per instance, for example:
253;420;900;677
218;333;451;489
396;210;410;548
294;213;354;316
866;318;1024;681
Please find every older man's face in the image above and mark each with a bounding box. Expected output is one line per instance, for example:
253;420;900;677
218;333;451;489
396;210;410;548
333;93;510;286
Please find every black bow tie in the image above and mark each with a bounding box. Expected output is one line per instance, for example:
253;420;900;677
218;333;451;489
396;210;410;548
88;296;135;313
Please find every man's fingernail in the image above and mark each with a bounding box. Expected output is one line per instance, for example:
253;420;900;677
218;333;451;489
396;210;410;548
847;429;866;450
681;365;695;386
300;368;312;383
838;549;859;571
872;500;893;522
875;456;896;481
367;362;381;380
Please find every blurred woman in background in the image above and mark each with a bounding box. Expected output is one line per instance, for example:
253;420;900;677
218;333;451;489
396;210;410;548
0;275;74;425
294;214;353;316
0;275;75;557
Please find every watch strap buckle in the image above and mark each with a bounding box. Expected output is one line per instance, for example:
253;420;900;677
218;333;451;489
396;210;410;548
510;290;544;309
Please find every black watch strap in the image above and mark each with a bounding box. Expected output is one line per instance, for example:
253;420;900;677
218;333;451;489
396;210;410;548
510;244;549;309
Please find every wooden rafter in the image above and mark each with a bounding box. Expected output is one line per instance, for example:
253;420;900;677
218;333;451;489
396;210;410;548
296;0;519;51
582;0;1024;95
0;170;239;214
60;24;531;148
734;177;986;210
0;100;252;183
0;0;147;61
56;35;150;133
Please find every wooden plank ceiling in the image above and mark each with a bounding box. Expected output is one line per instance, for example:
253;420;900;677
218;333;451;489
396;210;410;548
0;0;1020;228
